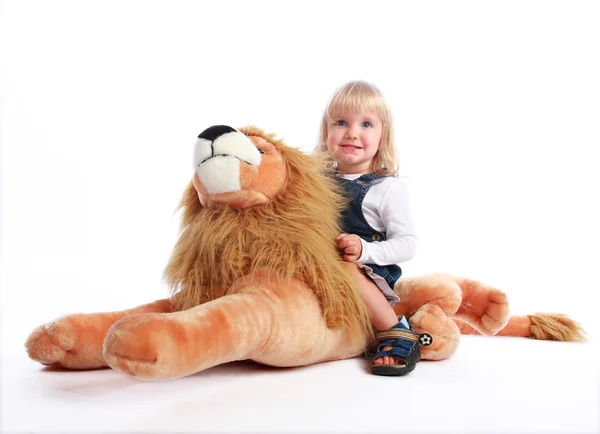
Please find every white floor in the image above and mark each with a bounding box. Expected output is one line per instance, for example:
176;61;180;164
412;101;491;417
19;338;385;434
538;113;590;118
2;333;598;434
2;258;600;434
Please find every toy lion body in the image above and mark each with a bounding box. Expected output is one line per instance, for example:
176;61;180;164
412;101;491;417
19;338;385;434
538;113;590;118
25;126;585;381
164;131;371;337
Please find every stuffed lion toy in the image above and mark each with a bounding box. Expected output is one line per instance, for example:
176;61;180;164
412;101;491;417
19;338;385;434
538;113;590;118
25;125;585;380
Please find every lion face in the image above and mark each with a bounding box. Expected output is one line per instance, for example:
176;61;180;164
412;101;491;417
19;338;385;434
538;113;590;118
192;126;286;209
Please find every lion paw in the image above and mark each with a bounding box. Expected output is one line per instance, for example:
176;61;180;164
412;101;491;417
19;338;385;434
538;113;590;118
25;316;107;369
409;304;460;361
480;290;510;335
456;284;510;336
103;314;184;381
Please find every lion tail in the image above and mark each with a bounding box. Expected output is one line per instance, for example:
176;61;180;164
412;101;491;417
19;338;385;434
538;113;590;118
454;313;586;342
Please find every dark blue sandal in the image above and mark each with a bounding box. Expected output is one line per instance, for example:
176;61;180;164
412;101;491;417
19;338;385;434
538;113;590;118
371;318;426;376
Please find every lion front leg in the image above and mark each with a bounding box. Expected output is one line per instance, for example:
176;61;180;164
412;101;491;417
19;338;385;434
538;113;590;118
104;271;366;381
25;299;175;369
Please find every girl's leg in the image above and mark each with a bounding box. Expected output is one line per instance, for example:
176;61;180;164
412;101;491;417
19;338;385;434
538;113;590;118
346;264;401;366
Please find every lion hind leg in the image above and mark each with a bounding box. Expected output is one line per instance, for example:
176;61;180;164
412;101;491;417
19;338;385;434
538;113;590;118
393;273;463;318
409;303;461;361
453;277;510;336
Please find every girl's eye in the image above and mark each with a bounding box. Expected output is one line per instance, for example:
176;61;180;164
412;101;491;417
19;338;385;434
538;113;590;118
335;120;347;126
257;148;266;154
362;121;372;128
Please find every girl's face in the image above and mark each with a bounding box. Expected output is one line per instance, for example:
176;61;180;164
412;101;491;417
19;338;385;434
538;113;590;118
326;110;383;174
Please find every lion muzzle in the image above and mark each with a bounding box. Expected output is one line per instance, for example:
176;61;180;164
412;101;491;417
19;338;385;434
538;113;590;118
193;125;261;194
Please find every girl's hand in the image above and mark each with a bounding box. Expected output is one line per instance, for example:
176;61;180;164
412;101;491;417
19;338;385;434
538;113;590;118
335;234;363;262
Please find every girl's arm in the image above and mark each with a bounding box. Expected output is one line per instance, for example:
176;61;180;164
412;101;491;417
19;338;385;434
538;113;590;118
356;178;417;266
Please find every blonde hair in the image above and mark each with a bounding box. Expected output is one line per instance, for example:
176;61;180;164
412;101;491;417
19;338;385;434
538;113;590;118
315;80;399;176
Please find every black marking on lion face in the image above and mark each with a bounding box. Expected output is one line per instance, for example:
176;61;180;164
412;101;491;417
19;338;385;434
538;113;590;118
198;125;237;142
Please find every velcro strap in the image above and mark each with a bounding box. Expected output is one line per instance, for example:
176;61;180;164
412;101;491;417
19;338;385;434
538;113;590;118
376;329;420;343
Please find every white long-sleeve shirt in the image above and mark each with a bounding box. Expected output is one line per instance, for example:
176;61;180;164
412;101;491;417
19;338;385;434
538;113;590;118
338;174;418;266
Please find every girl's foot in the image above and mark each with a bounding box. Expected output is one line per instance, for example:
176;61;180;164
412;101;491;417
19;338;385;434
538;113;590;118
371;317;422;376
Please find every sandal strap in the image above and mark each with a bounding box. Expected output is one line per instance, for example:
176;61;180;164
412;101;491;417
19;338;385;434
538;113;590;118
375;338;415;358
376;328;420;343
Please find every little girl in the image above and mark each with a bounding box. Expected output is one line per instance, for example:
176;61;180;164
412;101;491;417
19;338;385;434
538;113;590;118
315;80;421;376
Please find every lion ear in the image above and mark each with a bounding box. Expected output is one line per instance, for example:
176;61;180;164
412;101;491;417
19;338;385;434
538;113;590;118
237;125;271;142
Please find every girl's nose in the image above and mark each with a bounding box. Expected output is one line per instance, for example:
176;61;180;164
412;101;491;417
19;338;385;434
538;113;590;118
345;127;359;139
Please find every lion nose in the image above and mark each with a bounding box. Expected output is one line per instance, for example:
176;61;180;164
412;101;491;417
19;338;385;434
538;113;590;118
194;125;261;168
198;125;238;142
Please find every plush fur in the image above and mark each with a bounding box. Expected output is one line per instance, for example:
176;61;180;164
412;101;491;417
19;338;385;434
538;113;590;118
165;126;371;338
25;125;585;380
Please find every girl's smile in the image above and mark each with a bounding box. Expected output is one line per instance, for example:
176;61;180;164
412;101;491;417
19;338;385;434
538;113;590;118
340;144;364;151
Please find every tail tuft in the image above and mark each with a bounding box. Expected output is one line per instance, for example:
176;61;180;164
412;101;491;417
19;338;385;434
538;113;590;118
529;313;586;342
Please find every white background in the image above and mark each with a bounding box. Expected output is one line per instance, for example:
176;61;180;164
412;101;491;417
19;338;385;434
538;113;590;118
1;1;599;433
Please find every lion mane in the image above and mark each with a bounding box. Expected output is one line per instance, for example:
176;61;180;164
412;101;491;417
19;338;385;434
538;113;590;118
163;125;372;339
